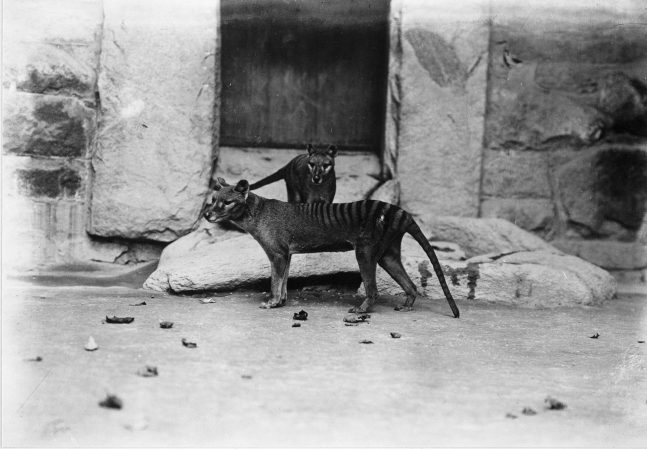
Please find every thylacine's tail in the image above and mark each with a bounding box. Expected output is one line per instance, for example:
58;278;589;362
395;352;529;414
406;219;460;318
249;168;286;190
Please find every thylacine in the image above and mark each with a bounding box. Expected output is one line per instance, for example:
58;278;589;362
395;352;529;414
203;177;459;318
249;144;337;203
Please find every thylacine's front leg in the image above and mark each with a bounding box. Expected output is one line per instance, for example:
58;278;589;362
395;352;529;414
349;245;378;313
260;253;291;309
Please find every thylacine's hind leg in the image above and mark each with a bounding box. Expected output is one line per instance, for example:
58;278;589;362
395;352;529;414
377;237;422;312
350;244;378;313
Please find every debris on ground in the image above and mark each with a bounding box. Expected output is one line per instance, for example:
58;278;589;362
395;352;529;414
390;332;402;339
505;413;517;419
292;323;301;328
343;313;370;324
105;316;134;324
638;340;644;344
99;394;123;409
200;298;217;304
293;310;308;321
136;365;158;377
344;323;359;327
84;336;99;351
521;407;537;416
182;338;197;348
359;340;374;344
589;332;600;339
241;375;253;379
129;301;146;306
25;356;43;362
159;321;174;329
545;396;567;410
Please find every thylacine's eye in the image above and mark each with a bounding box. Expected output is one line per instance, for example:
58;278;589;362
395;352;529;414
323;164;331;170
223;200;234;206
308;163;315;169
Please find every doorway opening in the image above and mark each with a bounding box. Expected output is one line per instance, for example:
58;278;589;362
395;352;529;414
219;0;390;153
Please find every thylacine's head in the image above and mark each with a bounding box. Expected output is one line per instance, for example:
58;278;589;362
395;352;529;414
203;178;250;223
306;144;337;185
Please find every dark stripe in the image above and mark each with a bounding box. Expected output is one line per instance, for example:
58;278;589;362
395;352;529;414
367;201;381;226
323;203;332;227
316;202;324;224
349;202;359;225
332;203;343;227
340;203;351;226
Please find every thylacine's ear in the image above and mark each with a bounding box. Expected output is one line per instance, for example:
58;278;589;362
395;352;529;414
234;179;250;200
210;177;224;191
306;143;314;156
327;145;338;157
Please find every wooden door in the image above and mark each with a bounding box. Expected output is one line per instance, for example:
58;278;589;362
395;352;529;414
220;0;389;152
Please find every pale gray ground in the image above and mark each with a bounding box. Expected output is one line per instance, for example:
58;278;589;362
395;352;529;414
2;276;646;447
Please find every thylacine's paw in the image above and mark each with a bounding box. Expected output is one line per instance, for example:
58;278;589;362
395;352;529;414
260;300;284;309
394;305;413;312
348;305;369;314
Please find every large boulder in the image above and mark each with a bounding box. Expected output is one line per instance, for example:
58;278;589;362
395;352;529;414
144;232;359;293
362;235;616;307
415;215;558;258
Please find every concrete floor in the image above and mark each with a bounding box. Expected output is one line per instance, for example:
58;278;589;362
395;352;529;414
2;280;646;447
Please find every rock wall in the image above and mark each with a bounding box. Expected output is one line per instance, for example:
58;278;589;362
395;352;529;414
479;3;647;276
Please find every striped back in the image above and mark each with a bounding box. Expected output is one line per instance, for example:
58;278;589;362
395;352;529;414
294;200;413;236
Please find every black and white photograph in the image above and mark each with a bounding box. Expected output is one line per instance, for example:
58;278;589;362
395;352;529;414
2;0;646;446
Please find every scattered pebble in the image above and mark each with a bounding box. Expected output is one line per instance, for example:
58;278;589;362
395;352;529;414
359;340;374;344
25;356;43;362
241;374;253;379
129;301;146;306
99;394;123;410
638;340;645;344
105;316;134;324
293;310;308;321
521;407;536;416
589;332;600;339
343;313;370;324
292;323;301;328
545;396;567;410
505;413;517;419
181;338;197;348
200;298;217;304
159;321;174;329
84;336;99;351
344;323;359;327
390;332;402;339
136;365;158;377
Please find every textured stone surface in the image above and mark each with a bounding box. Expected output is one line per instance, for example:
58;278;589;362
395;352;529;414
396;3;489;216
3;92;96;157
415;215;557;258
481;149;551;198
214;147;381;204
144;234;359;293
486;5;647;150
2;0;102;100
553;239;647;271
557;146;647;238
89;0;219;242
369;180;401;205
480;198;555;235
367;241;616;307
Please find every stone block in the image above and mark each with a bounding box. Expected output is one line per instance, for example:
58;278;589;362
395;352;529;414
396;3;489;216
2;0;102;91
556;146;647;238
415;215;557;258
3;91;96;157
552;239;647;271
480;198;555;234
481;149;552;198
89;0;219;242
214;147;381;204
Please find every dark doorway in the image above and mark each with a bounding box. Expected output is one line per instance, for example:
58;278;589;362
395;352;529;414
220;0;390;152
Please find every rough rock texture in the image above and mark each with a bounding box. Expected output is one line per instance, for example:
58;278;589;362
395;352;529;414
369;180;401;204
144;234;359;293
480;198;555;236
552;239;647;271
89;0;219;242
2;92;96;158
394;2;489;216
365;237;616;307
214;147;382;204
481;150;551;198
415;215;557;258
2;0;102;101
557;146;647;239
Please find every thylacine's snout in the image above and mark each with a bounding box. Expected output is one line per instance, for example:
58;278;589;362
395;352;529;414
312;175;322;184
